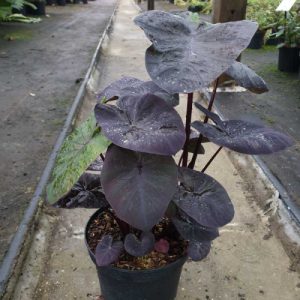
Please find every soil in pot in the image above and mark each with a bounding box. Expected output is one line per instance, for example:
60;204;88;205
278;46;300;73
87;210;187;270
248;30;266;49
86;209;187;300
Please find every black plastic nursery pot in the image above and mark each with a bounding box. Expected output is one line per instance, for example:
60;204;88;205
188;5;203;13
56;0;66;5
85;209;187;300
46;0;55;5
12;7;27;14
278;46;300;73
26;1;46;16
247;30;265;49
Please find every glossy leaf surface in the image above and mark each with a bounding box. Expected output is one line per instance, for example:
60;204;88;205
97;76;179;107
193;103;293;154
173;168;234;228
135;11;258;93
187;240;211;261
172;215;219;242
95;235;123;267
225;61;268;94
124;232;155;257
101;146;178;231
95;94;185;156
54;172;108;209
47;114;111;204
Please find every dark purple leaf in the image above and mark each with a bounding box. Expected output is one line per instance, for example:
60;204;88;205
225;61;268;94
193;103;293;154
154;239;170;253
94;94;185;156
187;240;211;261
134;11;258;93
95;235;123;266
194;102;224;127
173;168;234;228
101;146;178;231
97;76;179;107
172;215;219;242
124;232;155;256
54;172;108;209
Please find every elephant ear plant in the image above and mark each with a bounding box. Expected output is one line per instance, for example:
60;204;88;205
47;11;293;269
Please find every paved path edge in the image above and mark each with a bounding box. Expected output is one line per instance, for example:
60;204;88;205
0;2;120;297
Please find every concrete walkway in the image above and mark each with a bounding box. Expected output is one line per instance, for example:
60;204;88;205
9;0;300;299
0;1;117;265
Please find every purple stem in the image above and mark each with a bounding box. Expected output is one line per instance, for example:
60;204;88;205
182;93;194;167
100;153;105;161
188;78;219;169
201;146;223;173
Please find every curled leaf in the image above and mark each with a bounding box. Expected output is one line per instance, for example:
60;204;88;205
124;232;155;257
188;240;211;261
95;235;123;267
225;61;268;94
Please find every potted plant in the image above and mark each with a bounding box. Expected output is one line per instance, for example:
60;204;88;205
273;12;300;72
247;0;281;49
187;0;208;13
47;10;293;300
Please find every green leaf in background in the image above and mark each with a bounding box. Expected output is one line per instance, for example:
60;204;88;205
47;114;111;204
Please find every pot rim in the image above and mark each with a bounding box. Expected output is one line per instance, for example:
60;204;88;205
84;208;187;274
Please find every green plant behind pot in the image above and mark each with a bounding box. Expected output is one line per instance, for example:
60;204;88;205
247;0;281;31
272;12;300;48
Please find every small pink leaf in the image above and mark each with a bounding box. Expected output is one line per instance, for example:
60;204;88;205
154;239;169;253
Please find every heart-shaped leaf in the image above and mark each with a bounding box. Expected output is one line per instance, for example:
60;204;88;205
187;240;211;261
101;146;178;231
97;76;179;107
53;172;108;209
95;235;123;267
193;103;294;155
124;232;155;257
154;239;170;253
94;94;185;156
172;215;219;242
224;61;268;94
134;11;258;93
47;114;111;204
173;168;234;228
